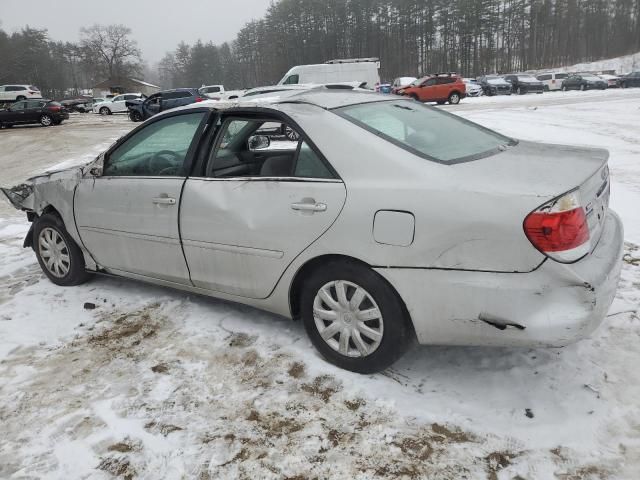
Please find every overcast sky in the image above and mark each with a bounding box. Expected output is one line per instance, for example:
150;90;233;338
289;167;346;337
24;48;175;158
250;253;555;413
0;0;273;63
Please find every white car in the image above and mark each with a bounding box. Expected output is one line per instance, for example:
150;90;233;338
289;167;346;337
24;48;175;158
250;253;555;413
463;78;483;97
598;74;620;88
0;85;42;102
536;72;569;91
392;77;417;93
2;90;623;373
199;85;225;99
93;93;144;115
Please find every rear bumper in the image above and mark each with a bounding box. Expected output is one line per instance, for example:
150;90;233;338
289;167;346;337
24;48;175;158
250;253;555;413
375;211;624;347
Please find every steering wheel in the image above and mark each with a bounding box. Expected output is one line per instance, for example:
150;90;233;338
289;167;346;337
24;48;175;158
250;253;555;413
147;150;182;175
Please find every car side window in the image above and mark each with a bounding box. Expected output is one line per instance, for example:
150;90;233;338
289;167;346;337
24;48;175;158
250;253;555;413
423;79;436;86
294;142;334;178
284;74;299;85
206;117;334;179
112;95;124;102
11;101;27;110
104;112;206;177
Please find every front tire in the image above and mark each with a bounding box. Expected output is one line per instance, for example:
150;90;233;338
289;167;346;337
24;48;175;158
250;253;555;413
129;110;142;122
448;92;460;104
99;107;111;116
33;214;91;286
300;261;413;374
40;114;53;127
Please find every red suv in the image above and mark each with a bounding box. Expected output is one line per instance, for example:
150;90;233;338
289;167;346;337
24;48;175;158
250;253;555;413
397;73;466;104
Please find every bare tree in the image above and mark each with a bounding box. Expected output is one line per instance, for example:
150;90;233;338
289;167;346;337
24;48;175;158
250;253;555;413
80;24;141;80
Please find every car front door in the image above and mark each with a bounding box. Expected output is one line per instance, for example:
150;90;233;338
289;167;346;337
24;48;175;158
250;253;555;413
418;78;436;101
110;95;126;113
142;94;161;118
74;110;209;284
180;114;347;299
5;101;28;123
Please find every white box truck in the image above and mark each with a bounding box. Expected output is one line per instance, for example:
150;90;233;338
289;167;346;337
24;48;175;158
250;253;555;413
277;58;381;89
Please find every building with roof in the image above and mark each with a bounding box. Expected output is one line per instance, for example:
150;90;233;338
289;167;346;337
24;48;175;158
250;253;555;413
91;78;160;98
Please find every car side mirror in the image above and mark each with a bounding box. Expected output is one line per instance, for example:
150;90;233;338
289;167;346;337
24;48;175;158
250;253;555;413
248;135;270;151
87;155;104;177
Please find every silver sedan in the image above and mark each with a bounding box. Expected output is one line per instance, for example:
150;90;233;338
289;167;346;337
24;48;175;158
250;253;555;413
2;90;624;373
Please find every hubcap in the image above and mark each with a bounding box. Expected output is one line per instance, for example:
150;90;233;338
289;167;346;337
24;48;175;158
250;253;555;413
41;116;52;126
38;227;70;278
313;280;384;358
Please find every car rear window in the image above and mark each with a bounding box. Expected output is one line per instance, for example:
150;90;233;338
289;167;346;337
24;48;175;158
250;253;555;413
29;86;40;91
335;100;515;164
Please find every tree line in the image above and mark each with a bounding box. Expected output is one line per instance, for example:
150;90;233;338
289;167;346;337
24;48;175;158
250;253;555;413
160;0;640;89
0;24;142;98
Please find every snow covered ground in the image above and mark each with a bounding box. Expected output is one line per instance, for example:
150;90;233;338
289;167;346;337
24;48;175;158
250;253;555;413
1;92;639;479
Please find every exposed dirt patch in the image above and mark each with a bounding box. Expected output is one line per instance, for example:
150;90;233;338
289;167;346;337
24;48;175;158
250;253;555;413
301;375;342;402
97;456;135;480
430;423;474;443
150;363;169;374
344;398;366;411
287;361;305;378
485;451;520;480
144;421;183;436
228;332;257;348
108;442;135;453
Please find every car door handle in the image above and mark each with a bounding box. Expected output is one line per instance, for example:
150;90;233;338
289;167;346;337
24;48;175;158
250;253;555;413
291;201;327;212
152;196;176;205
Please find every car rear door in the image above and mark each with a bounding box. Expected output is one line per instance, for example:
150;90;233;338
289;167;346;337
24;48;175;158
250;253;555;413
74;110;209;284
6;101;28;123
110;95;127;112
180;113;347;299
25;100;44;122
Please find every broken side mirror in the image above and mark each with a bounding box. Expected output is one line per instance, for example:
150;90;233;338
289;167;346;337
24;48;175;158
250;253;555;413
87;154;104;177
248;135;270;151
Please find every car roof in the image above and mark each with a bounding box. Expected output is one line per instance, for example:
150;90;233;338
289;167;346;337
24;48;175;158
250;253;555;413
160;88;399;117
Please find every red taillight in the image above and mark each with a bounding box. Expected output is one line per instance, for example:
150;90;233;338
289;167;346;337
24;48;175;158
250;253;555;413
195;97;203;102
48;105;61;112
523;191;590;263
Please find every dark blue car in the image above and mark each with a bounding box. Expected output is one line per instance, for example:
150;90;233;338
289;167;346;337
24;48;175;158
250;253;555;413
127;88;203;122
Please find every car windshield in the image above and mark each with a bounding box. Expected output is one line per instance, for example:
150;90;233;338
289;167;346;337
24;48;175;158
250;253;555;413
517;75;537;82
486;77;504;84
412;77;428;86
335;100;515;163
582;75;600;80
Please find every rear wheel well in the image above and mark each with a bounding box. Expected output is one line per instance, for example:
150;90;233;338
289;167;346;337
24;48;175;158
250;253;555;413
288;255;414;334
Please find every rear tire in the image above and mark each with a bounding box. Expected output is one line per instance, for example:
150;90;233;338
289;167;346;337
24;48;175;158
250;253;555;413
99;107;110;116
129;110;142;122
33;214;91;286
448;92;461;104
300;261;413;374
40;114;53;127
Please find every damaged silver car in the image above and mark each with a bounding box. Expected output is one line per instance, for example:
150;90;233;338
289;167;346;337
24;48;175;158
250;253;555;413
2;90;624;373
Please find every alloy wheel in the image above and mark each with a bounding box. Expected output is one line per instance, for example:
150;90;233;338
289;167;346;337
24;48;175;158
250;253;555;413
312;280;384;358
40;115;52;126
38;227;70;278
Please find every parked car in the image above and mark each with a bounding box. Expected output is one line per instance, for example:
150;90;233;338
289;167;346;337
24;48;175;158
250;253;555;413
503;74;544;94
597;74;620;88
0;85;42;102
126;88;203;122
60;97;95;113
561;73;607;91
397;73;466;104
2;90;622;373
536;72;568;91
278;58;380;89
391;76;417;94
375;83;392;94
463;78;483;97
93;93;144;115
0;99;69;128
199;85;225;99
619;71;640;88
477;75;512;96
